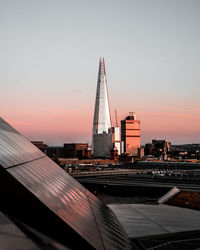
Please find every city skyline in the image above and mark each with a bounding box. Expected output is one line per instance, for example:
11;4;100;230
1;0;200;145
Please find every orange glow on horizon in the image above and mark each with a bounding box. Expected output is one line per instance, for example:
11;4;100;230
3;107;200;145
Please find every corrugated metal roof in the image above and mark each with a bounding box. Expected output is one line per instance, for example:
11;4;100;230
0;117;131;250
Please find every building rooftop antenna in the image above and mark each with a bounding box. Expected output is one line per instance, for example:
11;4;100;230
115;109;118;127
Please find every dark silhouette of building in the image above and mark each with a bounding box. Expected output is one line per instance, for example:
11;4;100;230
46;146;64;158
31;141;45;149
144;143;153;155
144;140;170;159
31;141;48;154
31;142;92;159
110;146;118;160
63;143;91;158
152;139;170;158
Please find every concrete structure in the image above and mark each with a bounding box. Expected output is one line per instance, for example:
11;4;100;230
109;204;200;239
93;133;112;158
92;58;112;158
121;112;140;156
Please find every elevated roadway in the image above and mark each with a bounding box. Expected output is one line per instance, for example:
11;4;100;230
71;170;200;191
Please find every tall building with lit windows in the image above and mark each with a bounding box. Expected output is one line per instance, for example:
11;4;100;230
92;58;112;158
121;112;140;156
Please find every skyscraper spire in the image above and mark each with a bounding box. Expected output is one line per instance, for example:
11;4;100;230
93;57;111;135
92;58;112;158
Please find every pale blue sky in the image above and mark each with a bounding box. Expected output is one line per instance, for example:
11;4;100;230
0;0;200;145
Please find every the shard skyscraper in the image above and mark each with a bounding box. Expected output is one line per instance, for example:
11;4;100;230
92;57;112;158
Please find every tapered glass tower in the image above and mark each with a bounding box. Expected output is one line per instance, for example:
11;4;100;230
92;58;112;158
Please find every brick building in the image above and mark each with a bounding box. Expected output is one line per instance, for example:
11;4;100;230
63;143;91;159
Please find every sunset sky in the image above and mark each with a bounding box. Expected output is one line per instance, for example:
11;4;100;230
1;0;200;145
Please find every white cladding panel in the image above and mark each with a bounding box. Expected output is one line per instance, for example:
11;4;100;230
121;141;124;154
114;142;121;155
114;127;120;141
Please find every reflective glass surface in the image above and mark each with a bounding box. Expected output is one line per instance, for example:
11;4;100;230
0;117;131;249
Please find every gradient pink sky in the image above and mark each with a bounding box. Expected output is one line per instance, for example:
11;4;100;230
3;103;200;146
1;0;200;145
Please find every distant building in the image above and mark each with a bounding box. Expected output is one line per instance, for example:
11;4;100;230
144;139;170;159
92;58;112;158
31;141;45;149
31;141;48;154
63;143;91;159
152;139;170;157
32;142;92;159
144;143;153;156
138;147;145;158
110;146;118;160
121;112;140;156
111;127;121;155
85;145;92;159
170;144;200;160
31;141;63;158
47;146;63;158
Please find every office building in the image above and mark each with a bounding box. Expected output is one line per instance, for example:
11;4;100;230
121;112;140;156
92;58;112;158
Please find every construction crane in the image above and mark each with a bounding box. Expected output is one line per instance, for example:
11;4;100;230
115;109;118;127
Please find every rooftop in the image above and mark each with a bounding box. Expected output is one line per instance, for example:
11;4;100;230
109;203;200;239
